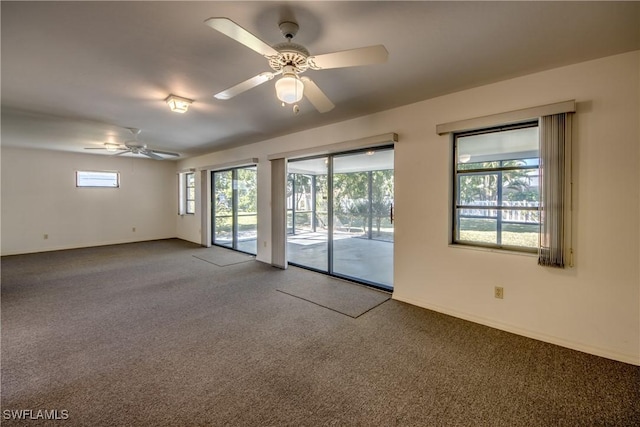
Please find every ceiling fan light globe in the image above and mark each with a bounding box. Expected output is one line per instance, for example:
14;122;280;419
275;75;304;104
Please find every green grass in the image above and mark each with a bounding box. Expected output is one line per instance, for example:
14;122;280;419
214;214;257;234
459;231;538;248
459;218;538;248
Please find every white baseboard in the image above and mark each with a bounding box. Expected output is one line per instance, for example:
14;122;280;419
392;292;640;366
1;236;178;256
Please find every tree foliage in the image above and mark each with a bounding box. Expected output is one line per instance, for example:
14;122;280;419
287;165;394;238
457;160;538;204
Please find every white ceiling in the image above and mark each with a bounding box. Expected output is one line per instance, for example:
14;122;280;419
2;1;639;160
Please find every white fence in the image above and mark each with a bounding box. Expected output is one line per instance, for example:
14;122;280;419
459;201;540;224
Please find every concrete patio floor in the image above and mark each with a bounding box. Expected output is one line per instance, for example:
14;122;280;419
215;232;394;289
287;231;393;289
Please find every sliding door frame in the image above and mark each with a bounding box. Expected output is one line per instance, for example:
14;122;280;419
286;144;394;291
211;164;258;255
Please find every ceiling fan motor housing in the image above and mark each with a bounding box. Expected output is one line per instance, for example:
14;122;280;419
269;43;310;73
267;21;310;74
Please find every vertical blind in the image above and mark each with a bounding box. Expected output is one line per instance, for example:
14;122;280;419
538;113;572;268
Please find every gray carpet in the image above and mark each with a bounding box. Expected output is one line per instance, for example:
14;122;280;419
1;239;639;426
277;276;389;318
192;245;255;266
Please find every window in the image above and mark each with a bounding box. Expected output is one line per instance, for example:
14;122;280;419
178;172;195;215
185;172;195;214
76;170;119;188
453;122;539;251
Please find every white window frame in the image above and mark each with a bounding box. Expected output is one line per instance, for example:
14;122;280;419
185;172;195;214
76;170;119;188
178;172;196;215
452;121;540;252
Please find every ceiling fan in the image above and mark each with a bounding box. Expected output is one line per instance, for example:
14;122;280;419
205;17;389;113
84;128;180;160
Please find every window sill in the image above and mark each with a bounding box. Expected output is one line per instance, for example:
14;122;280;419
448;243;537;258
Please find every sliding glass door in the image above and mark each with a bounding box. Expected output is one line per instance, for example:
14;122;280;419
287;157;329;271
287;147;394;290
212;166;257;254
236;167;258;254
213;170;233;248
332;150;394;288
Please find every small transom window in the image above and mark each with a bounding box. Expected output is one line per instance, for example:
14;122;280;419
76;171;119;188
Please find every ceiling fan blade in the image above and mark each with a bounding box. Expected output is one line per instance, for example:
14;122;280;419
204;17;279;58
301;77;335;113
142;150;164;160
84;147;107;150
113;150;129;156
308;45;388;70
214;71;278;100
149;149;180;158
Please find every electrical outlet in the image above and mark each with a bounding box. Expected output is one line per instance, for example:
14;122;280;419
495;286;504;299
132;227;136;232
43;234;48;240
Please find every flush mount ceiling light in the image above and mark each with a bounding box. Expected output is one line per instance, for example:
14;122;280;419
458;153;471;163
165;94;193;113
